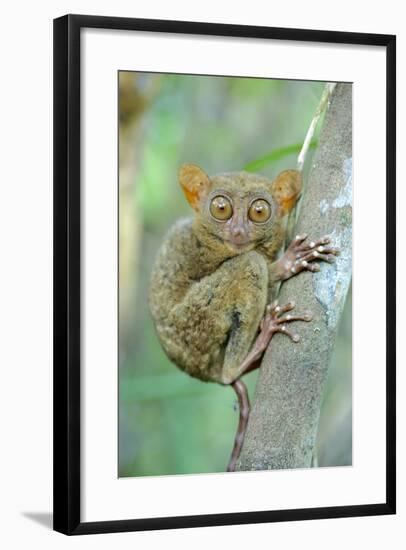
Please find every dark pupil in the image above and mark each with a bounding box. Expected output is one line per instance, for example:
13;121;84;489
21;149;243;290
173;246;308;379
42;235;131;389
215;198;228;211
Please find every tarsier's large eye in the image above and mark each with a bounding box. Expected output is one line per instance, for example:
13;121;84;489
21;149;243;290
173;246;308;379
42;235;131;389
248;199;271;223
210;195;233;221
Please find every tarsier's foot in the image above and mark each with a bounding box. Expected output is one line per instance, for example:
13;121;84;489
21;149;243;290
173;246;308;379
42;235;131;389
258;300;312;346
226;301;313;472
279;234;340;280
236;300;312;379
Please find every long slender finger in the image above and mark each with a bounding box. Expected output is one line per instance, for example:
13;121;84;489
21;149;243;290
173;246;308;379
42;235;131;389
294;245;339;261
305;263;321;273
288;233;308;251
271;301;295;318
290;259;319;275
311;245;340;256
277;325;300;343
296;235;331;252
300;250;337;263
276;312;312;324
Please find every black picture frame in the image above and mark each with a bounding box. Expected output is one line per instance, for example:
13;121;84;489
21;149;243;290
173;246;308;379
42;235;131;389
53;14;396;536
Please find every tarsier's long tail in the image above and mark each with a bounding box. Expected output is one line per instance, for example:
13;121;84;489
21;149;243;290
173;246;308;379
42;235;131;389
227;379;250;472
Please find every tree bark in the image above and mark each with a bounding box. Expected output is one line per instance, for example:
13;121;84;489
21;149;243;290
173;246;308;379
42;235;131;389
237;83;352;471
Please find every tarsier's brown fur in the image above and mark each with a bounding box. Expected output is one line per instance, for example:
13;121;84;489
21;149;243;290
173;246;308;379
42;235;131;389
149;164;338;470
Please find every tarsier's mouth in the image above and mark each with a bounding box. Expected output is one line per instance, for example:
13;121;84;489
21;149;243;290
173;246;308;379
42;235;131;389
225;239;254;250
206;229;253;250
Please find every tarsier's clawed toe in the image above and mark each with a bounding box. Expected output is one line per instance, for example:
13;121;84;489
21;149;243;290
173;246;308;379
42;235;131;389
286;234;340;277
261;300;313;343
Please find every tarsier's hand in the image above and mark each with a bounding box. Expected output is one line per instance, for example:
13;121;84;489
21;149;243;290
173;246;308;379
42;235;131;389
278;234;340;281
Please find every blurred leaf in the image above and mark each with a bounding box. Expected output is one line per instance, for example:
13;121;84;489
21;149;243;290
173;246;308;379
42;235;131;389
243;140;318;172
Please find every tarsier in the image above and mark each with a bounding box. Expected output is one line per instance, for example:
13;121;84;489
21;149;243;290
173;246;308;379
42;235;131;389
149;164;339;471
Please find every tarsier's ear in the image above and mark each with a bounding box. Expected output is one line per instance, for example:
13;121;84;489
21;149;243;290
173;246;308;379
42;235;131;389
270;169;302;215
179;164;211;211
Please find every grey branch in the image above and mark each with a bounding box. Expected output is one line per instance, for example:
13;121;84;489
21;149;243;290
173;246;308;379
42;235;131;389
237;83;352;471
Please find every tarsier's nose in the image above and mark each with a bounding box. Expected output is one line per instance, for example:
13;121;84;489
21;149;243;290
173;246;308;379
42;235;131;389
231;225;249;245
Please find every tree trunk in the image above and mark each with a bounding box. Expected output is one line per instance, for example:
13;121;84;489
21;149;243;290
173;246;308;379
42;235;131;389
237;83;352;471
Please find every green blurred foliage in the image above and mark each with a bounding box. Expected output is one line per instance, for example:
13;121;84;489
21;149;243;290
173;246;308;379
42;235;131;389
244;140;317;172
119;73;351;477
